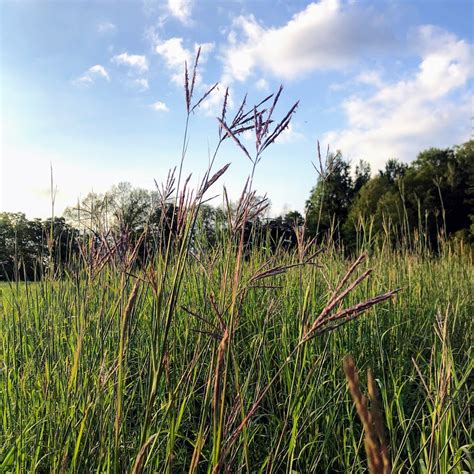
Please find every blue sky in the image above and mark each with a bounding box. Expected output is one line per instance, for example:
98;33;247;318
1;0;473;218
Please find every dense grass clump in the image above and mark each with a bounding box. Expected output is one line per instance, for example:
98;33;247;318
0;242;472;472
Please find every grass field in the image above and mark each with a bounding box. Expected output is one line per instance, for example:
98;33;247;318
0;241;472;473
1;64;473;473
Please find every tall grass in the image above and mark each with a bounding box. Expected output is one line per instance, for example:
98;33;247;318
1;244;472;472
0;53;472;473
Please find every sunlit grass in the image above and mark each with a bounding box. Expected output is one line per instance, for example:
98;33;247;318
0;243;472;472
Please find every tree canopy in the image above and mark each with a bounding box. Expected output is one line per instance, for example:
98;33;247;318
308;139;474;249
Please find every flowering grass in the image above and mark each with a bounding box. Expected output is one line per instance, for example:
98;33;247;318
0;244;472;472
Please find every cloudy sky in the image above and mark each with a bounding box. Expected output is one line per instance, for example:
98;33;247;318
1;0;472;218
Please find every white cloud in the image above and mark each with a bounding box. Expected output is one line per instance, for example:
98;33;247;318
75;64;110;85
112;52;149;73
323;26;473;171
167;0;194;24
150;101;170;112
155;37;191;78
97;21;116;33
256;78;269;91
355;70;384;88
155;37;214;86
195;83;233;117
221;0;394;83
275;122;305;144
134;78;149;90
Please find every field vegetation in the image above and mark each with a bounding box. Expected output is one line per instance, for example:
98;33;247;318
0;53;472;473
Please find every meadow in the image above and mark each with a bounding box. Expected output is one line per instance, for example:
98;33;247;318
0;238;472;472
1;58;473;473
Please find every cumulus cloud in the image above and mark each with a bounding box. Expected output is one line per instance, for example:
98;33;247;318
97;21;116;33
75;65;110;85
275;122;305;144
194;83;233;117
112;53;149;73
167;0;194;24
150;101;170;112
323;26;473;171
221;0;394;83
255;78;269;91
155;37;214;85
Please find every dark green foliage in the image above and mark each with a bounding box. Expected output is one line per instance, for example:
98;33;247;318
282;210;304;226
0;213;79;280
379;158;407;184
354;159;371;193
307;140;474;250
305;152;354;241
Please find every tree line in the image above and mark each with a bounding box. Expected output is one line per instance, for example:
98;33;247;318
305;139;473;249
1;140;472;280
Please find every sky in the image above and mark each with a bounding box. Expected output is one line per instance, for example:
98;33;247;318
1;0;473;218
